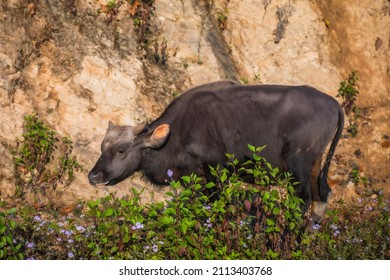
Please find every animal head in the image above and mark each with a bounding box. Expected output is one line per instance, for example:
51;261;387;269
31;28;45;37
88;121;170;186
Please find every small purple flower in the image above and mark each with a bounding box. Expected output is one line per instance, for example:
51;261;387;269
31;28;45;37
68;252;74;258
203;205;211;211
368;206;373;211
240;220;249;227
27;257;35;260
312;224;321;230
330;224;338;230
144;245;150;250
349;237;363;243
61;229;74;236
132;222;144;230
75;225;86;232
167;169;173;178
378;190;383;196
26;242;34;249
152;244;158;253
33;215;42;222
68;239;74;244
333;230;340;237
204;218;213;229
357;198;363;203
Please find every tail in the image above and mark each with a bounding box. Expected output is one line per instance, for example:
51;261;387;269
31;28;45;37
318;104;345;202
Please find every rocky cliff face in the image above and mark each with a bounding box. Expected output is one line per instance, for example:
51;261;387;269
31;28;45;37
0;0;389;207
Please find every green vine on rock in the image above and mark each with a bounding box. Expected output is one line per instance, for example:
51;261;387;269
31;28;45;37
337;70;360;137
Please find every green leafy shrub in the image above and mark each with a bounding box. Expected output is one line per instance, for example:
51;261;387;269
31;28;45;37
217;9;228;31
337;70;360;137
2;146;388;260
0;205;24;260
300;188;389;259
337;70;359;114
128;0;156;45
11;114;82;199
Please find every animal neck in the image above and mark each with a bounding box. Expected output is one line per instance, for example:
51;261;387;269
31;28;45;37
140;148;173;185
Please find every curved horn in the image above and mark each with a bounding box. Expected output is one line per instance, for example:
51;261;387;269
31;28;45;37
132;123;147;135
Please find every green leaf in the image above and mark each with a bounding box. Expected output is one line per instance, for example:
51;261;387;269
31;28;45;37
170;181;181;189
186;235;199;248
252;153;261;161
220;171;228;183
248;144;256;152
6;208;17;215
256;145;267;152
148;209;158;218
205;182;216;189
161;215;174;225
6;236;12;245
180;189;192;198
271;190;279;199
104;208;114;217
164;208;176;216
194;184;202;191
165;191;174;197
272;207;281;215
289;222;296;230
266;218;275;226
110;246;118;253
180;223;188;234
147;231;155;239
181;176;191;184
9;220;16;230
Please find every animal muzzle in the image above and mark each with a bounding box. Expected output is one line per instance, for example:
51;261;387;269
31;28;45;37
88;171;108;186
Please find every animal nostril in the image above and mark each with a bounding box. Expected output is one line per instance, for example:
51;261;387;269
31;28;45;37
93;173;101;181
89;172;102;183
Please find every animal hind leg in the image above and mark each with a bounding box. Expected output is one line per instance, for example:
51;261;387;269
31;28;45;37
282;142;319;215
310;156;330;224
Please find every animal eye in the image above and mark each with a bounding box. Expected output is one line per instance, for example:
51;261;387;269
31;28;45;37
117;150;125;154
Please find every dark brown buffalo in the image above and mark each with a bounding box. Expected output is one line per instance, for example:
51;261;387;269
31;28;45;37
88;81;344;220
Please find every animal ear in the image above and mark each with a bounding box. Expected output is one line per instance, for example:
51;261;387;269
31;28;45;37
145;124;170;148
108;121;115;129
